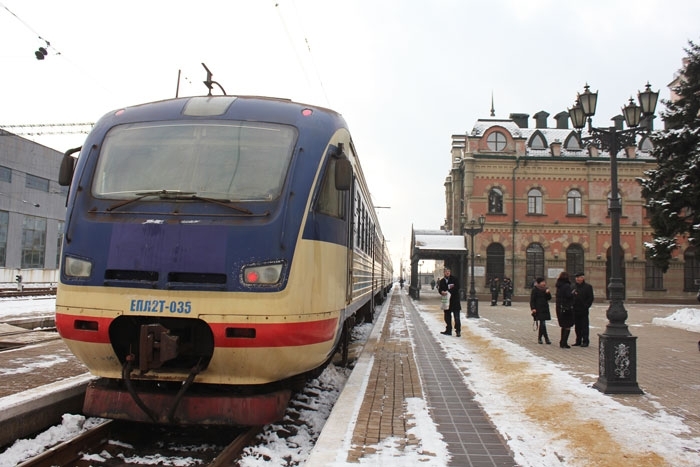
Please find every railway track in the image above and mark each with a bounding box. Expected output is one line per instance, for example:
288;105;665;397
2;302;377;465
0;288;56;299
17;419;260;466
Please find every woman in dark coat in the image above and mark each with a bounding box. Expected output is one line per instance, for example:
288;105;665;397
555;271;575;348
530;277;552;344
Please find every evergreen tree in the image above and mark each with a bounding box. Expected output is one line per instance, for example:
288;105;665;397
639;40;700;272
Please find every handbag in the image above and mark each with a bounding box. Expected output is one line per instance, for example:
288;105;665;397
440;292;450;310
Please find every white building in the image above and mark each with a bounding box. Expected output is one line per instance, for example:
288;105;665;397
0;130;68;287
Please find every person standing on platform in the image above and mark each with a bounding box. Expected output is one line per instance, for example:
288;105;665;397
437;268;462;337
502;277;513;306
555;271;575;348
530;277;552;344
572;272;594;347
490;277;500;306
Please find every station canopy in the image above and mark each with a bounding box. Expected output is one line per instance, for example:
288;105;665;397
412;230;466;260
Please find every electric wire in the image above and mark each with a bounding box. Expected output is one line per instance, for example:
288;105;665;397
274;1;330;106
289;0;331;106
0;1;60;56
0;1;115;99
274;2;313;90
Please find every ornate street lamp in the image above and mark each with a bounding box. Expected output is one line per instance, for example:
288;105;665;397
463;215;486;318
568;82;659;394
419;261;424;290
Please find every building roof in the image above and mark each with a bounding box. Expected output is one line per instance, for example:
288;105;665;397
465;116;655;159
414;234;466;252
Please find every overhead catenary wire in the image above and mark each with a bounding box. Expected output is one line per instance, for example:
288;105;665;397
0;1;61;58
0;123;94;137
0;0;114;99
273;1;330;106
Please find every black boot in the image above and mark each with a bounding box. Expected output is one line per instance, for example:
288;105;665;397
560;329;570;348
572;332;581;346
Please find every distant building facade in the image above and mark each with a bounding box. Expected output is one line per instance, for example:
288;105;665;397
0;131;68;286
443;110;698;303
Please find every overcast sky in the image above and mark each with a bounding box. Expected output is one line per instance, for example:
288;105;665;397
2;0;699;274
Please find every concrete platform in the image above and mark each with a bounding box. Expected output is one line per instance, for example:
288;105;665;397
309;289;516;466
310;287;700;466
0;336;92;447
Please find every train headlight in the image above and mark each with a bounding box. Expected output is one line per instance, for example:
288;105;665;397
242;262;283;285
64;256;93;278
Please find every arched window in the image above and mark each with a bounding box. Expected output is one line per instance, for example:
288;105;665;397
527;188;543;214
486;131;507;152
645;260;664;290
486;243;505;285
488;188;504;213
566;244;584;275
607;192;623;211
567;190;582;215
683;247;700;292
525;243;545;287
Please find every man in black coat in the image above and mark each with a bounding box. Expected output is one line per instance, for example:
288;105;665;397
572;272;594;347
490;277;500;306
437;268;462;337
502;277;513;306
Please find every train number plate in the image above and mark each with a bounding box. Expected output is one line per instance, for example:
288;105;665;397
129;299;192;314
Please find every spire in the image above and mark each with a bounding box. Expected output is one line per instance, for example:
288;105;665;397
490;91;495;117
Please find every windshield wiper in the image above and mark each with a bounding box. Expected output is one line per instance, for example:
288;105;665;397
187;194;253;214
106;190;195;211
105;189;253;214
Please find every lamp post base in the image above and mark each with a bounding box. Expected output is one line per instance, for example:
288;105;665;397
593;333;643;394
467;296;479;319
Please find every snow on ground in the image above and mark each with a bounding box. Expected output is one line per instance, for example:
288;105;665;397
413;302;700;467
1;297;699;466
652;307;700;332
0;296;56;321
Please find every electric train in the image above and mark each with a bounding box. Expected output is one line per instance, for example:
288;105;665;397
56;94;393;425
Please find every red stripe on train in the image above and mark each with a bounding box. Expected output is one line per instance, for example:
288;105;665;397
55;313;112;343
55;313;339;348
209;318;339;348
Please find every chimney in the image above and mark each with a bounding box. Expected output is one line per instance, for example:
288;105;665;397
612;115;625;131
533;111;550;129
550;140;562;156
554;111;569;129
509;113;529;128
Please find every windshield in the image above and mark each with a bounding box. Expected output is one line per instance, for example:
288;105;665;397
91;121;297;201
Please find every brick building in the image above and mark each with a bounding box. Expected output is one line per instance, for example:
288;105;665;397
439;110;698;303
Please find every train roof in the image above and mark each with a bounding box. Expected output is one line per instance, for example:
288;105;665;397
91;95;346;130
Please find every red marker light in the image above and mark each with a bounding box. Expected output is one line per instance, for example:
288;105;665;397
246;270;260;283
301;108;313;117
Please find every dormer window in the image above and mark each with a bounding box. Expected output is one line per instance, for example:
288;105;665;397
529;133;547;150
487;131;507;151
564;133;582;150
640;135;653;152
